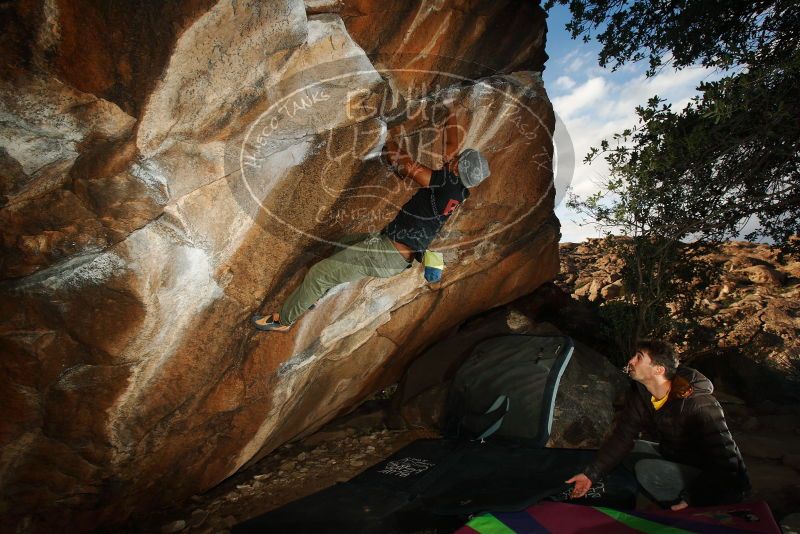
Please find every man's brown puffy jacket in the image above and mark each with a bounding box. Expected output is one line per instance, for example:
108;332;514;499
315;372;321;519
584;366;751;505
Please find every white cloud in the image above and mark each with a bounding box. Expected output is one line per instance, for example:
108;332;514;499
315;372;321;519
550;64;719;242
556;205;594;243
552;77;607;119
600;66;714;119
559;49;581;63
563;51;593;73
555;75;576;90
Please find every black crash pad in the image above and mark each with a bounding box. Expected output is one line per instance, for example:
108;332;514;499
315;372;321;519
233;439;637;534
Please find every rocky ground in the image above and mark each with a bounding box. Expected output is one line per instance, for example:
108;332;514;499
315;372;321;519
558;239;800;401
132;405;438;533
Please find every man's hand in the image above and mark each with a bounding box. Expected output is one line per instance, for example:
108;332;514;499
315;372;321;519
382;140;400;165
566;473;592;499
380;138;432;187
443;107;460;163
670;500;689;511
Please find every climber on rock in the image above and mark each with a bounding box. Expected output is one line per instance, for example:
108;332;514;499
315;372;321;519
252;106;490;332
566;339;751;510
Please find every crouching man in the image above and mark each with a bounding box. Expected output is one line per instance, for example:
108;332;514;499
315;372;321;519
567;340;751;510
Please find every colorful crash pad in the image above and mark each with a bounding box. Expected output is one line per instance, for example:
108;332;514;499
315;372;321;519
456;501;780;534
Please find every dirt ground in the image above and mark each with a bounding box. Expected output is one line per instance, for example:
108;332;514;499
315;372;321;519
134;402;437;534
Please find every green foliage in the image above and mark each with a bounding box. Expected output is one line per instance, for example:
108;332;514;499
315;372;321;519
597;300;649;367
549;0;800;355
551;0;800;246
586;237;710;362
544;0;799;75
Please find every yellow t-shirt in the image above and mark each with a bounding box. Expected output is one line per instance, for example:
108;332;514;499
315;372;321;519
651;394;669;410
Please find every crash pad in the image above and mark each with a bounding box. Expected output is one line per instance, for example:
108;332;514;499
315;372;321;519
456;500;780;534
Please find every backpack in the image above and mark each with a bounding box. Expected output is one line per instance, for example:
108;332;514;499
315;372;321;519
445;335;574;446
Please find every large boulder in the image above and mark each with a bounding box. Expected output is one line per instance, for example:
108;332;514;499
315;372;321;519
0;1;556;530
394;306;625;450
394;287;627;452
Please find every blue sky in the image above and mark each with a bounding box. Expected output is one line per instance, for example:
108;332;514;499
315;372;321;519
543;4;720;242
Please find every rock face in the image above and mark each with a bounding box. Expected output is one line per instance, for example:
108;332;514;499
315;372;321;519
0;1;555;530
558;239;800;402
395;304;625;450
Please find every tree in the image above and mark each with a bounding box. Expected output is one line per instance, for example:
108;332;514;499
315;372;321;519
547;0;799;74
546;0;800;354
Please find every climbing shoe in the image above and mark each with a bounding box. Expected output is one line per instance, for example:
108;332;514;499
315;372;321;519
251;315;291;332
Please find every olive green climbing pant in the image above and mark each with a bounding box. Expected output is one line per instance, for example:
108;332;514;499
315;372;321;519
279;233;411;326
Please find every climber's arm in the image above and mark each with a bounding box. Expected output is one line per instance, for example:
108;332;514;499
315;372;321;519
443;108;461;163
382;139;432;187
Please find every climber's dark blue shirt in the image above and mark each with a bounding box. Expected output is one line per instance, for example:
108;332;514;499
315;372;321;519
383;167;469;262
